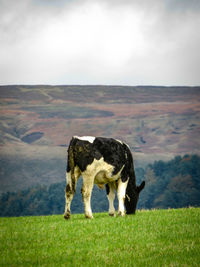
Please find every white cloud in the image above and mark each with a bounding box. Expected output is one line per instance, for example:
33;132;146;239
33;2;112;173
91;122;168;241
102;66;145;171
0;0;200;85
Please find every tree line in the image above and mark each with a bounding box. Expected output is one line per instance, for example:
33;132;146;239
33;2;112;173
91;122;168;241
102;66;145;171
0;154;200;217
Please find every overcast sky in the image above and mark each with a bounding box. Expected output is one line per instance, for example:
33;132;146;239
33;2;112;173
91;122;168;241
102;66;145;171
0;0;200;86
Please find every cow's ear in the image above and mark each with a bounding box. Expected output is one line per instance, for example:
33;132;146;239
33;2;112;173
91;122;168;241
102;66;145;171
137;181;145;193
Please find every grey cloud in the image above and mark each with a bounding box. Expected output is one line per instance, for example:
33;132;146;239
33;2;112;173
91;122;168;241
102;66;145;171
165;0;200;12
0;0;75;43
0;0;200;85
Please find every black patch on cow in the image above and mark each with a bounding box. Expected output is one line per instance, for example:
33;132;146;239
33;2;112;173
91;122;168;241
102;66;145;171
105;184;110;195
93;137;126;176
125;180;146;214
125;179;138;214
67;137;102;172
65;184;71;193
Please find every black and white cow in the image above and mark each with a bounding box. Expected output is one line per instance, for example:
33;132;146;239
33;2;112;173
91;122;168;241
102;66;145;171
64;136;145;219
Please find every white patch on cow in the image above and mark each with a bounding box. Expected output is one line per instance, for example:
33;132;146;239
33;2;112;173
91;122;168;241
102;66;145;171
81;157;125;218
64;167;81;218
107;184;116;216
116;139;123;144
81;172;94;219
64;171;73;216
83;157;124;185
124;142;130;149
74;135;95;143
116;138;130;151
126;194;131;202
117;178;129;216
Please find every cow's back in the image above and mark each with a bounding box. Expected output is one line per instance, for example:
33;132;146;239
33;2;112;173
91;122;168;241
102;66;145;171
67;136;132;179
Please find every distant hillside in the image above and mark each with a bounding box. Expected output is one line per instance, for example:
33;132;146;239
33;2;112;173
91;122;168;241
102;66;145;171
0;85;200;192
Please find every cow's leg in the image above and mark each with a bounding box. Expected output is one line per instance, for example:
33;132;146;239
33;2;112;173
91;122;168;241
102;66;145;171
64;171;75;219
106;183;116;216
64;168;80;219
81;175;94;219
117;178;128;216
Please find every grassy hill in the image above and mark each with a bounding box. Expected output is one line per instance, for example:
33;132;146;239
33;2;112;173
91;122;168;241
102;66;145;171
1;208;200;266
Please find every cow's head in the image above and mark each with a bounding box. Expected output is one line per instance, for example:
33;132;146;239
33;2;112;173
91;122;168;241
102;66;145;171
125;181;145;214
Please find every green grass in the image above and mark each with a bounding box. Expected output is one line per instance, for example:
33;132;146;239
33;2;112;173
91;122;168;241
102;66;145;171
0;208;200;266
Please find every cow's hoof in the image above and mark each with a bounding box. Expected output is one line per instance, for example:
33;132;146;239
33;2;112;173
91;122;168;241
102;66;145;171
85;214;93;219
118;211;125;217
64;213;70;220
109;213;116;217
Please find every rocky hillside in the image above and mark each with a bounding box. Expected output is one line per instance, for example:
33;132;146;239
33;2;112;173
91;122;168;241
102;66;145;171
0;85;200;192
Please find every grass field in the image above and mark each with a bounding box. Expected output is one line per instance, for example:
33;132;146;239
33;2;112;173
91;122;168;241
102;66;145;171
0;208;200;266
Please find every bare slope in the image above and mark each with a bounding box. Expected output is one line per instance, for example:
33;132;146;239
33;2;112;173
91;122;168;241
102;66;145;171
0;85;200;192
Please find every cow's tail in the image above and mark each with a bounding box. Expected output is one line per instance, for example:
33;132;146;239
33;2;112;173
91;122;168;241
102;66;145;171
67;138;76;193
123;143;136;185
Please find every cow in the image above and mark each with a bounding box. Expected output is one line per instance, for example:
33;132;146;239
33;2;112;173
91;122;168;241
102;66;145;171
64;136;145;219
